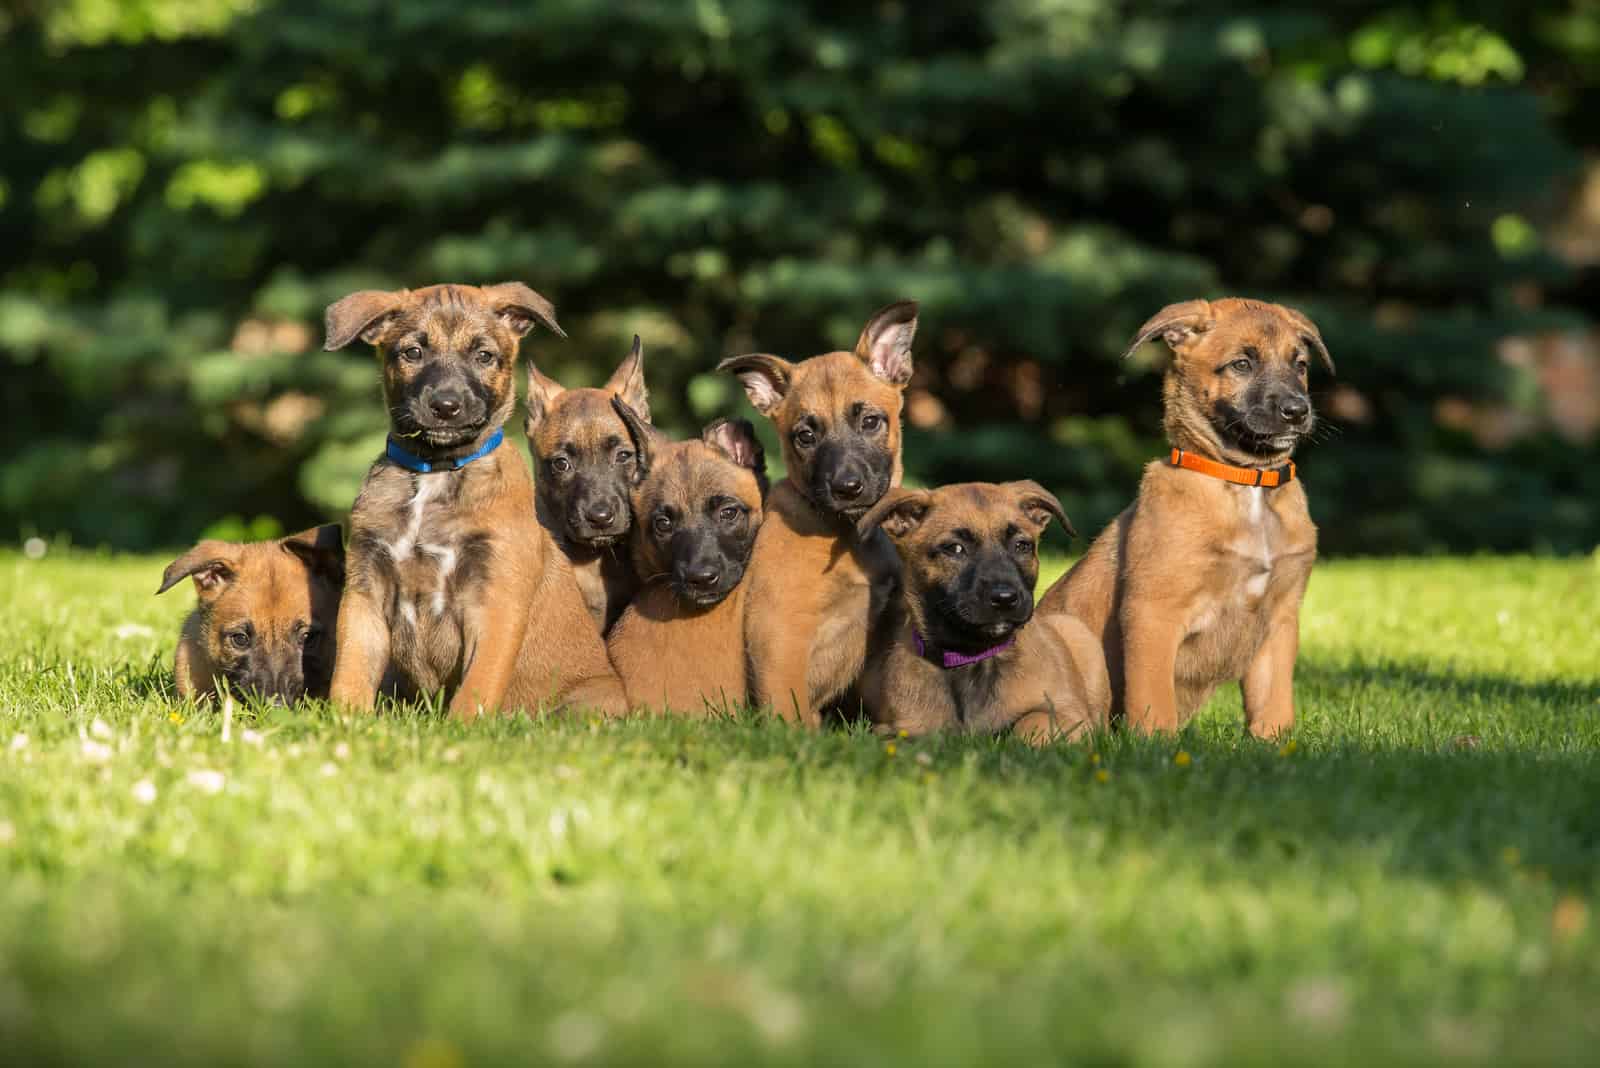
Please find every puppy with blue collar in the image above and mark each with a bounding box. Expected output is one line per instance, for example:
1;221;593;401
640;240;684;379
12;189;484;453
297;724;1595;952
322;282;626;720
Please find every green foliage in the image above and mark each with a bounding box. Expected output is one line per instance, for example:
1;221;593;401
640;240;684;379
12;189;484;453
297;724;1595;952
1;550;1598;1063
2;1;1597;551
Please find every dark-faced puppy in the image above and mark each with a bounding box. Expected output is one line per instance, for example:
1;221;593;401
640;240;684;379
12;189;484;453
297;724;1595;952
323;282;626;720
1038;297;1332;737
158;525;344;704
859;483;1108;744
716;302;916;724
524;336;649;631
605;404;768;714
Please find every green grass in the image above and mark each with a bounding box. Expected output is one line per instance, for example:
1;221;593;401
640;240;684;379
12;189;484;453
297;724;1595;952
2;549;1598;1066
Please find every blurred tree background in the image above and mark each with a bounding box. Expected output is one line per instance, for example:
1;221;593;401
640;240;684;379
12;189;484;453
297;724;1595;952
4;0;1600;553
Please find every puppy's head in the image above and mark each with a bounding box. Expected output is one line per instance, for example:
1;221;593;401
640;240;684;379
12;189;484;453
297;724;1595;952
718;301;916;526
524;336;649;550
157;525;345;703
1125;298;1333;465
324;282;563;459
858;482;1071;654
613;396;767;608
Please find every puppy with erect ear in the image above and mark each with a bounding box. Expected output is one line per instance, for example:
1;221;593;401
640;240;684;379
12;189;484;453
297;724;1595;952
321;282;627;720
158;525;345;704
857;482;1109;744
604;399;770;716
523;334;651;633
1037;297;1334;737
714;300;918;725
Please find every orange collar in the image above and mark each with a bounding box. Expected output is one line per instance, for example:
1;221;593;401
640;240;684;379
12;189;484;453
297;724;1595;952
1168;448;1296;488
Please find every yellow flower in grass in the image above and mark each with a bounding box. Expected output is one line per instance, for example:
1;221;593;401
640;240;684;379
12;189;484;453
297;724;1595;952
897;729;909;739
1094;768;1110;784
168;711;184;725
1173;750;1192;768
884;742;897;757
1089;752;1101;766
1278;739;1297;757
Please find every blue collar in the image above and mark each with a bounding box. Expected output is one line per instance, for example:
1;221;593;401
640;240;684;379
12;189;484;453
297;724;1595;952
386;427;504;474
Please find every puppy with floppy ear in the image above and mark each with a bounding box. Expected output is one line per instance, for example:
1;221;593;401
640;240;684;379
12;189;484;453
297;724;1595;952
524;335;650;632
1037;297;1331;737
323;282;626;720
858;483;1109;744
715;301;917;725
604;399;770;715
158;525;345;704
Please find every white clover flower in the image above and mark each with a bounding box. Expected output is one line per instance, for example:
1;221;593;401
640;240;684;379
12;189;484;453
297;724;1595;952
186;769;225;794
131;780;158;805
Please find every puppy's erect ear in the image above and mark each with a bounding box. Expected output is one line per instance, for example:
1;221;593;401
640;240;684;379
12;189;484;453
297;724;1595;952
611;395;665;477
1280;305;1336;375
1122;299;1214;361
324;289;405;350
481;282;565;339
157;541;239;599
702;418;769;498
1007;480;1075;539
856;487;933;542
281;524;346;587
853;300;919;386
604;335;650;422
524;363;566;436
716;353;794;416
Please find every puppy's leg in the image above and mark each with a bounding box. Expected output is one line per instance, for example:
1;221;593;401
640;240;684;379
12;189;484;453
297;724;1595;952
557;672;630;719
747;609;820;727
453;592;530;721
329;590;390;711
1241;611;1299;739
1119;603;1184;734
173;613;210;700
1047;614;1113;729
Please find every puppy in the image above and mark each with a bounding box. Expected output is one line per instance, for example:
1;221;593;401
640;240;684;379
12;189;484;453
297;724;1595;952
716;302;915;725
322;282;626;720
524;336;649;632
1037;298;1331;736
604;400;768;715
859;483;1109;744
157;525;344;703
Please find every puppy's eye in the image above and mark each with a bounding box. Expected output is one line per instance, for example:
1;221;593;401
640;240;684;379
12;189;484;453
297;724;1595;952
1295;359;1309;375
550;456;572;474
860;413;883;432
614;449;634;465
793;426;817;448
300;624;323;645
1012;537;1034;555
652;514;674;536
718;504;742;524
1231;358;1253;373
396;346;423;364
226;630;252;651
943;542;966;558
475;349;498;367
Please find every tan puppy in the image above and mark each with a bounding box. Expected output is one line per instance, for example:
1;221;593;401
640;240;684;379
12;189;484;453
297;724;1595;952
1038;298;1332;736
859;483;1109;744
157;525;344;703
605;400;768;715
524;336;649;633
322;282;626;720
717;302;915;725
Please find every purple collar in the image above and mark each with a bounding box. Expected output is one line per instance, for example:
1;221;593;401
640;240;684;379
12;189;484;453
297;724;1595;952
912;629;1015;669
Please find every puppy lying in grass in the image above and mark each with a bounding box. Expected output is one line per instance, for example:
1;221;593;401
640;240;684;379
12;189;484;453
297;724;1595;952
158;525;344;704
604;397;769;716
859;482;1109;744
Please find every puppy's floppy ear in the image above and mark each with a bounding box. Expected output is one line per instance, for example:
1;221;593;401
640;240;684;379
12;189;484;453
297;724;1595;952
1280;305;1336;375
1007;480;1075;539
703;418;769;498
481;282;565;339
324;289;405;350
157;541;239;598
853;300;919;386
281;524;345;587
611;395;665;477
716;353;794;416
856;487;933;542
604;335;650;422
524;363;566;435
1122;299;1214;361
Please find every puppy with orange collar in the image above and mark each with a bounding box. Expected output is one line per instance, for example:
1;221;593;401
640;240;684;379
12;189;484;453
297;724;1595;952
1038;298;1332;737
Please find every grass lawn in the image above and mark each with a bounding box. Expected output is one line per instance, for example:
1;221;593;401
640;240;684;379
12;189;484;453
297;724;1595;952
1;548;1598;1066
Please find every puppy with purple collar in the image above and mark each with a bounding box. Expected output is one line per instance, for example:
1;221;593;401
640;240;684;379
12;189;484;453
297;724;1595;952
858;481;1110;744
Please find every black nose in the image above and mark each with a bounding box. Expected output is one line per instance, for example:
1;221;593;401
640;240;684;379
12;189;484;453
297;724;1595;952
429;392;463;420
584;502;615;528
988;583;1022;610
684;564;722;589
831;475;864;501
1279;396;1310;424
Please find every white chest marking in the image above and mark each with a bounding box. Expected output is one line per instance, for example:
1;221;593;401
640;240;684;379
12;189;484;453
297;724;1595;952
390;477;448;562
1239;488;1274;598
